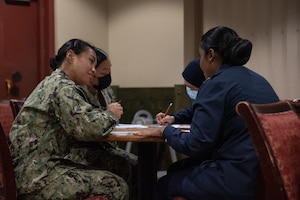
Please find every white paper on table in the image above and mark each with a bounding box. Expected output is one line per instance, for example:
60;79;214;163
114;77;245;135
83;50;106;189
110;131;135;135
115;124;148;129
172;124;191;129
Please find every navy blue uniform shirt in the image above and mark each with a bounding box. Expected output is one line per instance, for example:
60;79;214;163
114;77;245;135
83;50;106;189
162;64;279;199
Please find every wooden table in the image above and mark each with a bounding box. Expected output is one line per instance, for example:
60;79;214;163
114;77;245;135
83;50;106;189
96;126;165;200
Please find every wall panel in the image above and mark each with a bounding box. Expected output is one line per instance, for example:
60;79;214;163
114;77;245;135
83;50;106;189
203;0;300;99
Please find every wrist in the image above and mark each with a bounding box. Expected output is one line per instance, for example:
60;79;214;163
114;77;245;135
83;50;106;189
171;116;175;123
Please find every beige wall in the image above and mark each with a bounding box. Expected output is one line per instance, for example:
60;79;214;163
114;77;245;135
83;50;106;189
54;0;108;50
54;0;185;88
54;0;300;99
203;0;300;99
108;0;184;87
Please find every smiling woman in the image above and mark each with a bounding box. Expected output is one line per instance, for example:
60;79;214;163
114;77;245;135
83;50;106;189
8;38;131;200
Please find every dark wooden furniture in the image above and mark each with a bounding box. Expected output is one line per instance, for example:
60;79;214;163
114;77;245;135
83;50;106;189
290;98;300;117
85;196;110;200
0;101;14;139
0;123;17;200
9;99;25;119
236;100;300;200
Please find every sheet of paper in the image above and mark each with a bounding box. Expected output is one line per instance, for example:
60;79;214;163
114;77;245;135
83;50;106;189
115;124;148;129
110;131;134;135
172;124;191;129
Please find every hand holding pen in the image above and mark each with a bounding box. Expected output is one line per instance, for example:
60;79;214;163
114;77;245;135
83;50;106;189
156;103;174;125
135;103;173;137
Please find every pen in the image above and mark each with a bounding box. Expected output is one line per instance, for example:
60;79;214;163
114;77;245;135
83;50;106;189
164;102;173;116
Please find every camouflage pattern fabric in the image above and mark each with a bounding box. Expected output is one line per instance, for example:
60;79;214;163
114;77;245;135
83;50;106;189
9;69;130;199
100;86;116;106
78;85;138;199
66;145;138;200
18;166;128;200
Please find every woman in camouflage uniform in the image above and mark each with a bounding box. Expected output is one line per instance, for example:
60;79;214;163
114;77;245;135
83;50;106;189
9;39;129;200
67;48;138;200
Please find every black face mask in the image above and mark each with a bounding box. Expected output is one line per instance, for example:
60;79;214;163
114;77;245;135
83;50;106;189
93;73;112;91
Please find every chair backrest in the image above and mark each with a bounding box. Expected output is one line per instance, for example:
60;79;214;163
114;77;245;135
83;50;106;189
131;109;153;125
0;123;17;200
290;98;300;117
236;100;300;200
0;101;14;139
9;99;25;119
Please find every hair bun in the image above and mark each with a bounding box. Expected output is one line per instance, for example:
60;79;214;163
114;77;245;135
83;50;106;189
229;39;252;65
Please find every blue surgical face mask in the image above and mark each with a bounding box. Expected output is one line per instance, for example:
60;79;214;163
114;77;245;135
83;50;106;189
186;86;198;100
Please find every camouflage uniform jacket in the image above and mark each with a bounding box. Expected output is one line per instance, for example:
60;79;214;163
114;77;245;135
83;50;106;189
9;69;119;195
100;86;116;105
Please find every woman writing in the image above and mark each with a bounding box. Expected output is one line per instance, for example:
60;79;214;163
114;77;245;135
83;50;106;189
135;26;279;200
156;57;205;125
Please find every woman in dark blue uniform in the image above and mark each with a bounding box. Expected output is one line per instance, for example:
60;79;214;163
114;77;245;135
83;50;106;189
135;26;279;200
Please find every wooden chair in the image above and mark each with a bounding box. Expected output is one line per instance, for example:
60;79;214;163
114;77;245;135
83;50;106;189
0;101;14;139
236;100;300;200
9;99;25;119
290;98;300;117
0;123;17;200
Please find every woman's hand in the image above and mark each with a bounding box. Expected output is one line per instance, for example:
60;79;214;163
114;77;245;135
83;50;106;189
156;112;175;125
134;127;165;137
107;102;123;119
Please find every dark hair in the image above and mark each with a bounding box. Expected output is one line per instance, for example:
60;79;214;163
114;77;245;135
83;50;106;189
94;47;109;67
96;73;112;107
49;38;95;70
200;26;252;66
93;47;111;92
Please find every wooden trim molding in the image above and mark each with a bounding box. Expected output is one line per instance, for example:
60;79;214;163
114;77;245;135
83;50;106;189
37;0;55;81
